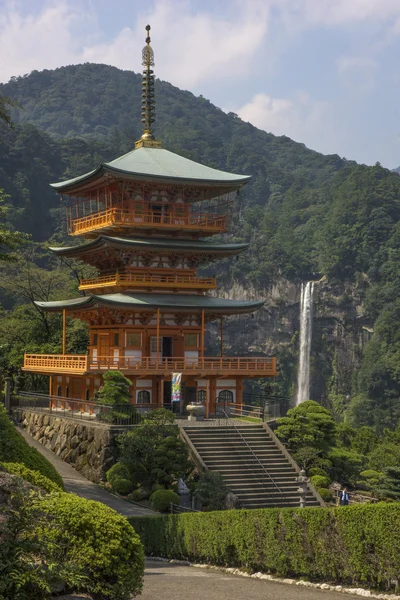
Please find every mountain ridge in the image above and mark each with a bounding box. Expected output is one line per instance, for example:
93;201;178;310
1;63;400;427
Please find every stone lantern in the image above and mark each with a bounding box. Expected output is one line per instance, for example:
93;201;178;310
296;469;309;508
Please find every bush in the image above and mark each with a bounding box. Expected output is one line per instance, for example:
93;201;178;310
150;489;179;512
0;407;63;488
360;469;384;481
112;477;134;495
131;503;400;590
308;467;329;478
106;462;131;486
316;487;333;502
310;474;331;488
37;493;144;599
0;462;61;493
194;471;228;511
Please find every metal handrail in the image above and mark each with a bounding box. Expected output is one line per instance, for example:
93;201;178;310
218;406;285;506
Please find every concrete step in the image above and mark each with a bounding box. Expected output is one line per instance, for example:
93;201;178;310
206;464;296;473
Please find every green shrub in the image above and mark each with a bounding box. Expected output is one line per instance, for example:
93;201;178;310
310;474;331;488
194;471;228;511
316;487;333;502
106;462;131;485
112;477;134;495
360;469;384;481
150;489;179;512
37;493;144;599
0;407;63;488
131;503;400;590
308;467;329;478
0;462;61;493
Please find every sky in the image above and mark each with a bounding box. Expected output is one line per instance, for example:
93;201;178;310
1;0;400;168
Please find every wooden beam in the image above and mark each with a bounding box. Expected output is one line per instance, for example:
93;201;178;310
156;308;160;364
201;309;205;359
220;316;223;357
62;309;66;355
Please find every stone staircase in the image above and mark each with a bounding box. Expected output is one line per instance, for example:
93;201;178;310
182;424;322;509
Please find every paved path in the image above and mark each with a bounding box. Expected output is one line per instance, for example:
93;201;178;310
141;561;360;600
17;427;155;516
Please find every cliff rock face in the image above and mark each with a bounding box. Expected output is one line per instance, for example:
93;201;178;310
14;411;117;482
212;277;372;408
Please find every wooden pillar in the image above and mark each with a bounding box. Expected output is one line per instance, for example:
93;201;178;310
62;309;66;355
156;308;160;364
130;377;136;405
152;378;158;406
220;316;223;357
160;378;164;406
209;377;217;416
205;378;210;418
201;309;205;360
236;379;243;409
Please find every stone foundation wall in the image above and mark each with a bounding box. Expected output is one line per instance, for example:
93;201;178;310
14;410;118;483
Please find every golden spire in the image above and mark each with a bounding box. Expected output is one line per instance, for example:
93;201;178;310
135;24;162;149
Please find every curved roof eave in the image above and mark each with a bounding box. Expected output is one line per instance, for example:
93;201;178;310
49;235;249;256
34;293;264;314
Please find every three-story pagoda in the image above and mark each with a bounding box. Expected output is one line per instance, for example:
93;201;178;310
23;26;277;415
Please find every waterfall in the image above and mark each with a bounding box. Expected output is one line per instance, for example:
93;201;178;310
296;281;315;405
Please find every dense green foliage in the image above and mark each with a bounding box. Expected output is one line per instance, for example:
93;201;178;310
194;471;229;511
131;503;400;590
150;489;179;512
95;370;132;405
276;401;400;498
0;461;61;493
0;406;63;488
38;493;144;599
0;482;144;600
1;64;400;423
114;409;193;496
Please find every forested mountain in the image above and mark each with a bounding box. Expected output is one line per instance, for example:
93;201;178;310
1;63;400;430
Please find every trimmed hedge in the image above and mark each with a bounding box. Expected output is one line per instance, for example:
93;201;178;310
0;462;61;493
0;407;63;488
131;504;400;589
150;489;179;512
38;493;144;600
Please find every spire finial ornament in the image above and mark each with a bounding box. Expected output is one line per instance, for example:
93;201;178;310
135;24;162;149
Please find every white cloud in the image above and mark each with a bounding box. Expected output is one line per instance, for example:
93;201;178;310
0;2;90;82
235;91;343;156
0;0;270;88
82;0;270;89
281;0;400;26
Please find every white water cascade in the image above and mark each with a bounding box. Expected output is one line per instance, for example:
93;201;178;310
296;281;315;405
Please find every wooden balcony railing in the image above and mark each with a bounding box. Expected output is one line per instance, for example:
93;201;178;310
23;354;88;374
78;272;217;291
23;354;277;377
68;208;228;236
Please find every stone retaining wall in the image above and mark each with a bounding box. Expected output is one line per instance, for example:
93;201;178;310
14;410;118;483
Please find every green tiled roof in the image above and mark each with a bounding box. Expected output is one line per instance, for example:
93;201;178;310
49;235;248;257
34;293;264;315
50;146;250;191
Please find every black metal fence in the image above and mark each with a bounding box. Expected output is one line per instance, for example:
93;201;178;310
13;391;155;426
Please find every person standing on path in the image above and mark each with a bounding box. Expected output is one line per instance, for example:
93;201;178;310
339;487;349;506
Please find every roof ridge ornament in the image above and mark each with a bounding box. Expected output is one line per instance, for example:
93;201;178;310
135;24;162;149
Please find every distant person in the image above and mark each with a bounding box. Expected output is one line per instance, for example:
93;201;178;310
339;487;349;506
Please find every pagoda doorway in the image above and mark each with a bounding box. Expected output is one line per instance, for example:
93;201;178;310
164;380;172;405
162;336;172;358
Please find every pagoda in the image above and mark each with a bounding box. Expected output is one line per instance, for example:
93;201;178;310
23;26;277;415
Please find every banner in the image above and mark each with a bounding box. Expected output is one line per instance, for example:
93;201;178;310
172;373;182;403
